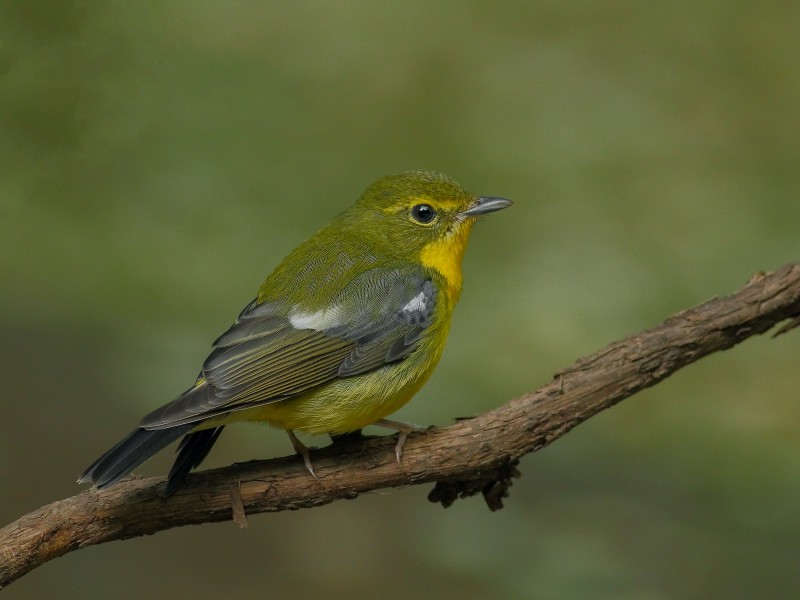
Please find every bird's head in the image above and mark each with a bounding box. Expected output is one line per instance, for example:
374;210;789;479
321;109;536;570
340;170;511;299
351;170;511;260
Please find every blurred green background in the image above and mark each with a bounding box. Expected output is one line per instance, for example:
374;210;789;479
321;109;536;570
2;1;799;598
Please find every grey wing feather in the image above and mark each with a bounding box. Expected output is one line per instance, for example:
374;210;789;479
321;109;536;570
139;269;436;429
332;277;436;377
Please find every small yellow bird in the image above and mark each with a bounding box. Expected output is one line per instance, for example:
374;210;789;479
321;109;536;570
79;171;511;493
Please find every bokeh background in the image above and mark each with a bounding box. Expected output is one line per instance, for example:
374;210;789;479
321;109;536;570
2;1;799;598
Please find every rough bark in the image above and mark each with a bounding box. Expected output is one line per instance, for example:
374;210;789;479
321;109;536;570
2;263;799;589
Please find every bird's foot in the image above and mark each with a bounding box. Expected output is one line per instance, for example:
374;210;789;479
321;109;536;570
373;419;425;464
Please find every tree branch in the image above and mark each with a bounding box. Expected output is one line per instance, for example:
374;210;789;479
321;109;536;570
2;263;799;588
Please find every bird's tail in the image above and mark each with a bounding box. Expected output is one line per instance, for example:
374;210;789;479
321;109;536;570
78;424;194;490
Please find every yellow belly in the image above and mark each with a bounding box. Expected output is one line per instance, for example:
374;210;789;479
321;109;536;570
230;364;431;434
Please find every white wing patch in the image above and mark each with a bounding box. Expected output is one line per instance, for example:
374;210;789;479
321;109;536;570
402;291;427;314
289;306;343;331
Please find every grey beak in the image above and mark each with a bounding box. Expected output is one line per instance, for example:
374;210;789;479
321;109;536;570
462;196;513;217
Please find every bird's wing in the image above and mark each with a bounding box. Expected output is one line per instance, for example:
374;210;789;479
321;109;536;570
139;267;436;429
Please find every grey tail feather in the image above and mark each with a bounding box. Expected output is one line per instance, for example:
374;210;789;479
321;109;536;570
79;424;194;490
165;426;225;496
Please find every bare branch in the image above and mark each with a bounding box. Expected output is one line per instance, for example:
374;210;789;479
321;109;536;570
2;262;799;589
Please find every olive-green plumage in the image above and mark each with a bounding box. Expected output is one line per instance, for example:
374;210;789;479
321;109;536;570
79;171;511;492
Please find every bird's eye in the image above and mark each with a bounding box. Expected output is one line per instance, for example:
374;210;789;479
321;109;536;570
410;203;436;224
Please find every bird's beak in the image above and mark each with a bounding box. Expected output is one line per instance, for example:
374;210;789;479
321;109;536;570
461;196;513;217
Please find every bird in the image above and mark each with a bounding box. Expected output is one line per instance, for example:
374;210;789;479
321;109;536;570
79;170;512;494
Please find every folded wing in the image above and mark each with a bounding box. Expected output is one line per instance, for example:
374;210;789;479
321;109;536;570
139;267;436;429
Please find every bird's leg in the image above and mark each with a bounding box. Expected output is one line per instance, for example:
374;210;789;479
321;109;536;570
373;419;424;463
286;429;319;481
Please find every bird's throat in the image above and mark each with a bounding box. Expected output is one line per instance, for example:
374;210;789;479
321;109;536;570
419;223;472;304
